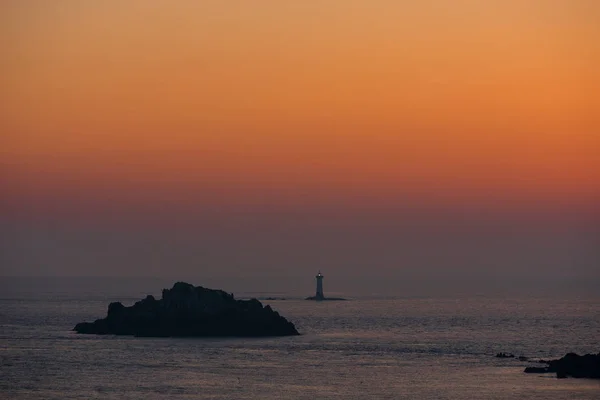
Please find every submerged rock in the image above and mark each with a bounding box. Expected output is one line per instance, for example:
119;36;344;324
523;352;600;379
74;282;299;337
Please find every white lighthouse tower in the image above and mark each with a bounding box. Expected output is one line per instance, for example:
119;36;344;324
315;271;324;300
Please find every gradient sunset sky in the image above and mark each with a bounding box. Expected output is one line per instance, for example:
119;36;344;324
1;1;598;287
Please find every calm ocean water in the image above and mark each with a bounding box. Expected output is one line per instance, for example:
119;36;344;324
1;277;599;399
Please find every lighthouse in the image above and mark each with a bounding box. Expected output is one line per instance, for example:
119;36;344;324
315;271;324;300
305;271;345;301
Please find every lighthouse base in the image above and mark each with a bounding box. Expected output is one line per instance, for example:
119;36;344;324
305;295;347;301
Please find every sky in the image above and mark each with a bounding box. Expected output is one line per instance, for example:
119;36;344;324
1;1;599;291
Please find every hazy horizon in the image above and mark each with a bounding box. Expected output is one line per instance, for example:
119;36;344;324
1;1;598;285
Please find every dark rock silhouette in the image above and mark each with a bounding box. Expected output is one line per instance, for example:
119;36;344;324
305;296;347;301
73;282;299;337
496;352;515;358
523;352;600;379
524;366;549;374
260;297;286;301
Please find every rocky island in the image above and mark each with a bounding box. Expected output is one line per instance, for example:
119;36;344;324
73;282;299;337
524;352;600;379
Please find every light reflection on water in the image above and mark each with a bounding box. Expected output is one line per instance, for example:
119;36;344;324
1;281;599;399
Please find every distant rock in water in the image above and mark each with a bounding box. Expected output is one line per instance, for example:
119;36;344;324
305;296;347;301
523;366;549;374
496;352;515;358
73;282;299;337
523;352;600;379
495;352;529;361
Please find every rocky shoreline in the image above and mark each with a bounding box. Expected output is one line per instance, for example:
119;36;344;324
523;352;600;379
73;282;299;337
497;351;600;379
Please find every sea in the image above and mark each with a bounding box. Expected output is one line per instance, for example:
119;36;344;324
1;277;599;399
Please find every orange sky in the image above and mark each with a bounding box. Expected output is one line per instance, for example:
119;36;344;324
2;1;599;216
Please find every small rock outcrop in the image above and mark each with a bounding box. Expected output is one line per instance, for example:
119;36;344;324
496;352;515;358
524;366;549;374
74;282;299;337
524;352;600;379
305;295;347;301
